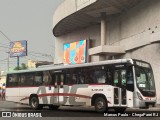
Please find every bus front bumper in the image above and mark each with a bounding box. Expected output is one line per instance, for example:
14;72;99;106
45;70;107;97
134;98;157;108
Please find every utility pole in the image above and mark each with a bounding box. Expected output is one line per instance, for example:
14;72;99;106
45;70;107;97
17;57;19;70
0;30;12;71
6;52;10;71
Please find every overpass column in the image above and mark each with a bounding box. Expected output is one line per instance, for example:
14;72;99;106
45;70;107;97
101;12;107;46
100;12;107;61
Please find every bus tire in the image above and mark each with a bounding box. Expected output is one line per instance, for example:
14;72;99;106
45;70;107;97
49;105;59;110
30;96;42;110
95;97;108;112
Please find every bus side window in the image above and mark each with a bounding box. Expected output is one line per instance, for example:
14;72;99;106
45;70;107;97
34;72;43;86
14;74;19;86
19;74;26;86
79;74;85;84
55;74;58;85
106;70;113;85
66;69;79;84
114;71;119;87
65;73;71;84
60;74;64;86
85;74;93;84
8;74;19;87
93;70;106;84
126;66;134;92
51;71;56;85
77;68;85;84
121;70;127;88
25;73;34;86
19;73;34;86
71;74;79;84
84;68;93;84
43;71;52;86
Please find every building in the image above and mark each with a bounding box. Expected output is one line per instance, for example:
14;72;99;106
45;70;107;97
28;60;53;68
53;0;160;104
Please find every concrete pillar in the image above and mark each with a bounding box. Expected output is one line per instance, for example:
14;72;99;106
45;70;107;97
101;12;106;46
99;12;107;61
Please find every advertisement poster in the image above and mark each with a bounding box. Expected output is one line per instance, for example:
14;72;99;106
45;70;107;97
64;40;86;64
10;40;27;57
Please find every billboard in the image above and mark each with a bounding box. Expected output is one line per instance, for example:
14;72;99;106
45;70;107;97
64;40;86;64
10;40;27;57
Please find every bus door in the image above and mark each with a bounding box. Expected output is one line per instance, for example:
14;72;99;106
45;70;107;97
53;72;65;105
113;69;127;107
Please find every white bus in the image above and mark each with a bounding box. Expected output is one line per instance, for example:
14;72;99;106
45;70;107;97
6;59;156;112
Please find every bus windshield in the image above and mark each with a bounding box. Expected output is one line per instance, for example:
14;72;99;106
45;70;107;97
134;60;156;97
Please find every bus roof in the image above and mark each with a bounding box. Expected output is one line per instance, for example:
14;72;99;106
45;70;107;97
7;59;133;74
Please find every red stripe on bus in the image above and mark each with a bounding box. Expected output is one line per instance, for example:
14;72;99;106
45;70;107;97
6;84;108;88
6;86;55;88
20;93;91;101
39;93;91;99
6;86;39;88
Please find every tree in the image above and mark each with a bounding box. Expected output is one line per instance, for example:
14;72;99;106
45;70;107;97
14;63;28;70
21;63;28;70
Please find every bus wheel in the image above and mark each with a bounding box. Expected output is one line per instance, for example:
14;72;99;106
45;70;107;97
30;96;41;110
49;105;59;110
95;97;108;112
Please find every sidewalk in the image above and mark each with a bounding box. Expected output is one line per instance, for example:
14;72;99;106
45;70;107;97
0;97;5;101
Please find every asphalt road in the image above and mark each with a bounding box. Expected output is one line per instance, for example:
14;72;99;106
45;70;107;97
0;100;159;120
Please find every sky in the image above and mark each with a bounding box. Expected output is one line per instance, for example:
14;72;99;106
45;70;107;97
0;0;63;71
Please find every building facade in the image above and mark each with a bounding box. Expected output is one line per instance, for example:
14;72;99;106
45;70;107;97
28;60;53;68
53;0;160;104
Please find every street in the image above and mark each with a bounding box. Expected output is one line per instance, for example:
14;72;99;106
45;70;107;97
0;100;159;118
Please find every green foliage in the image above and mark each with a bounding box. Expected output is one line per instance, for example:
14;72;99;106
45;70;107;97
14;63;28;70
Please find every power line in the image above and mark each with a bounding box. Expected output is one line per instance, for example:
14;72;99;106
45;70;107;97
0;58;8;62
28;51;53;57
0;63;16;65
0;43;9;47
0;30;12;42
0;35;54;58
0;45;9;48
0;60;27;62
29;53;49;59
29;51;47;55
0;30;54;67
0;49;8;52
29;50;54;60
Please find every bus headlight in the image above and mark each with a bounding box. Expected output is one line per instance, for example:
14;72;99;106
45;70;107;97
137;92;143;100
